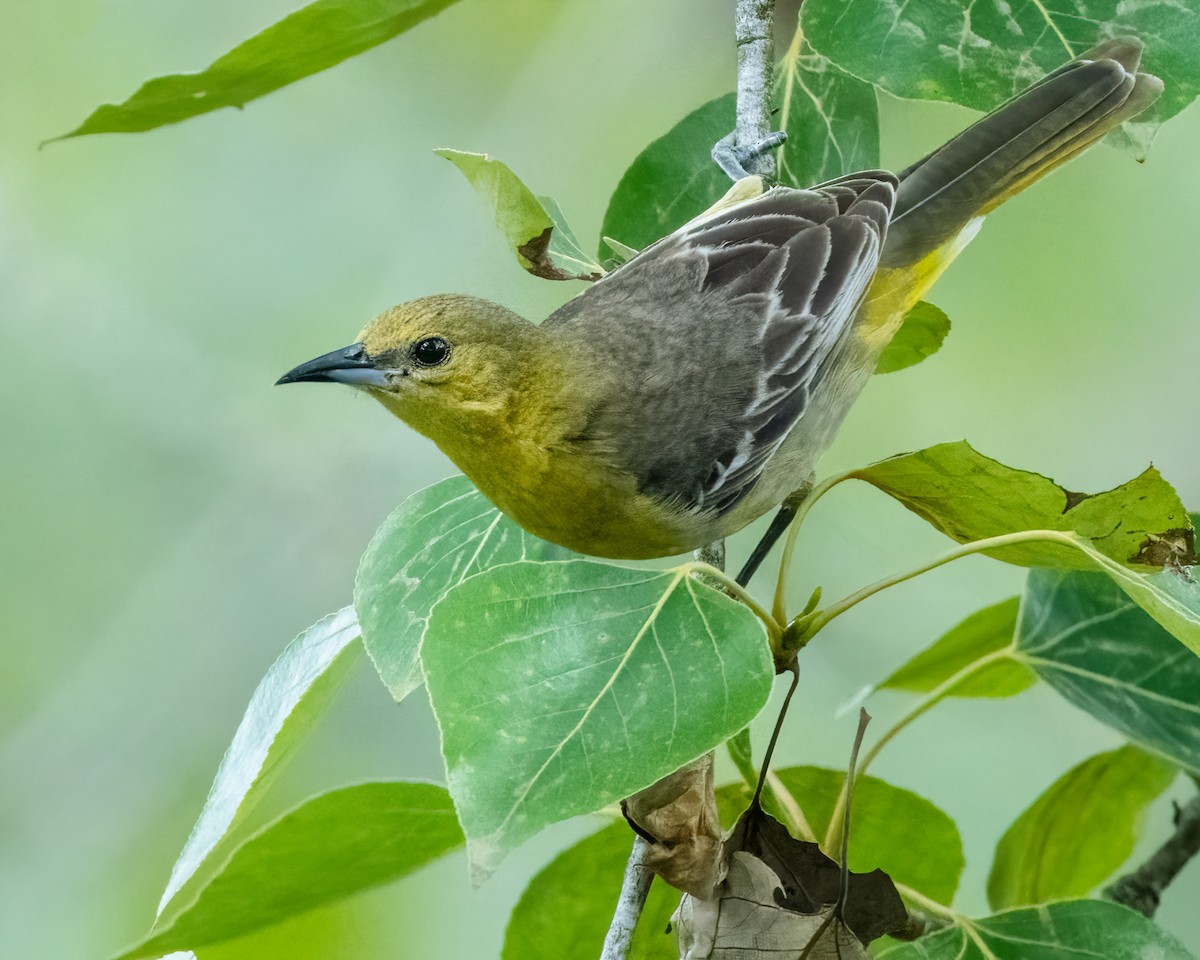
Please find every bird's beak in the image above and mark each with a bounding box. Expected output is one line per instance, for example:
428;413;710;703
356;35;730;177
275;342;389;388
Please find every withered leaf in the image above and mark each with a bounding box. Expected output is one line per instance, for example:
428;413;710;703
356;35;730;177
730;803;909;944
675;803;910;958
623;754;724;900
675;851;869;959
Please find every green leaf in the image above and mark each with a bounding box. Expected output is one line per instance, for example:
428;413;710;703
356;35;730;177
599;92;734;258
54;0;462;141
772;38;882;189
850;440;1194;569
115;782;463;960
987;745;1177;910
354;475;574;702
877;597;1035;698
801;0;1200;159
1062;543;1200;658
422;560;773;880
874;301;951;375
875;900;1196;959
502;819;680;960
157;608;361;921
599;41;878;257
503;766;963;960
772;767;964;905
436;149;604;281
1017;568;1200;774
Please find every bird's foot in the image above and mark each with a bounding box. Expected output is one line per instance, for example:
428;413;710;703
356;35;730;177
711;130;787;181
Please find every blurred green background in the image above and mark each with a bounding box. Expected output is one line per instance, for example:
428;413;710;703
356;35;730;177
3;0;1199;957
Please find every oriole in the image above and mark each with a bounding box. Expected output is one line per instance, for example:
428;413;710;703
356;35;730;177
278;39;1160;583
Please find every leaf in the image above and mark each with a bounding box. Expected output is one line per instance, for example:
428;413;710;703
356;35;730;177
53;0;462;141
674;791;910;959
503;767;962;960
599;92;734;258
874;302;951;375
728;804;910;943
422;559;773;880
772;39;882;189
1065;543;1200;658
502;819;681;960
599;41;878;257
436;149;604;281
157;608;361;920
850;440;1194;569
354;475;574;702
772;767;965;905
877;597;1035;698
800;0;1200;159
675;851;874;959
623;754;724;899
987;745;1177;910
114;782;463;960
874;899;1196;959
1016;568;1200;775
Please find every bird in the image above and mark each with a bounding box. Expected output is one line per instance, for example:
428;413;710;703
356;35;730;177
278;38;1161;586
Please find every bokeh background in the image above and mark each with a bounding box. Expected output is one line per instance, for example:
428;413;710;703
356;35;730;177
3;0;1199;957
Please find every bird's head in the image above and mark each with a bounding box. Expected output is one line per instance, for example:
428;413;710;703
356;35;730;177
276;294;541;437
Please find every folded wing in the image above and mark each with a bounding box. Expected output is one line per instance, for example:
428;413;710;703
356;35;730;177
545;174;896;515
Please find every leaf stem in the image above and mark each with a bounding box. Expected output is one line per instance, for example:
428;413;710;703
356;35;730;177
684;561;783;645
803;529;1077;640
765;769;816;841
894;882;960;921
821;646;1015;851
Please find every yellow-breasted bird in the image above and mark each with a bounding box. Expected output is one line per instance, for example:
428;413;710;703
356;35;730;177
279;39;1161;584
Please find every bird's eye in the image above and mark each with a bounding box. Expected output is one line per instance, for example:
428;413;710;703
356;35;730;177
411;336;450;367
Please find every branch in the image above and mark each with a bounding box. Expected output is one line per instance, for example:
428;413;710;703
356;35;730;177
1105;785;1200;918
599;836;655;960
735;0;778;177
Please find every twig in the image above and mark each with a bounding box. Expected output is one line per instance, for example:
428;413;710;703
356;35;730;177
1105;786;1200;918
734;0;778;177
599;835;655;960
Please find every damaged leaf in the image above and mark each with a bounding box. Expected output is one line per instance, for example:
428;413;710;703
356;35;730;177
850;441;1194;570
675;803;909;958
623;754;724;900
436;149;604;281
772;767;964;904
874;301;950;374
675;851;871;959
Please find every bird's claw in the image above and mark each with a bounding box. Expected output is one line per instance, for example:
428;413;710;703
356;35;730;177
711;130;787;181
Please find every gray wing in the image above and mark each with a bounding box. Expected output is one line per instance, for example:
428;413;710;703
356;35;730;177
545;174;896;515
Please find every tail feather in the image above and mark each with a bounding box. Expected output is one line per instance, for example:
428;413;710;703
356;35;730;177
881;38;1162;268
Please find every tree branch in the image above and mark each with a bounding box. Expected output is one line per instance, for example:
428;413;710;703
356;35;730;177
735;0;778;177
1105;785;1200;918
600;835;656;960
